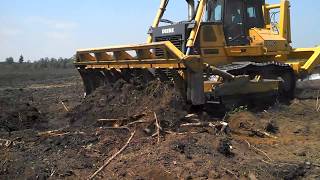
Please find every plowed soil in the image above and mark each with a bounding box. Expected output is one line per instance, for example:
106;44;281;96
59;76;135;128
1;69;320;180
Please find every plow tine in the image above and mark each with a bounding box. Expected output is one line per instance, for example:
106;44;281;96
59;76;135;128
79;69;94;96
129;69;145;84
138;69;156;83
170;70;187;99
79;69;106;96
155;69;170;82
102;70;117;84
121;69;135;82
92;70;106;89
102;69;130;85
110;69;123;82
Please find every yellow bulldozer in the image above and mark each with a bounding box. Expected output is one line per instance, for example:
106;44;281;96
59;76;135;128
75;0;320;106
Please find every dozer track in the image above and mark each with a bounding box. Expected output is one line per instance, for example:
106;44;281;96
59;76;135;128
221;61;296;98
197;61;295;108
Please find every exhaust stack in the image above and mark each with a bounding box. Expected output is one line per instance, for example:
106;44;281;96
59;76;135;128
187;0;195;20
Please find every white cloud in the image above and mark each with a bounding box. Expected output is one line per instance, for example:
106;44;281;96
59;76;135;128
53;22;77;30
0;16;79;60
0;27;22;36
25;16;77;30
23;16;78;42
0;17;23;40
45;31;70;40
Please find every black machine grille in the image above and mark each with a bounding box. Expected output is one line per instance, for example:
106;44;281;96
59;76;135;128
155;35;183;57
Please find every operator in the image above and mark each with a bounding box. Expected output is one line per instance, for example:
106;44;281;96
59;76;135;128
232;9;242;24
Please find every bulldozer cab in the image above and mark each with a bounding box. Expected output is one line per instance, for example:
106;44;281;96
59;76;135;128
154;0;266;48
206;0;265;46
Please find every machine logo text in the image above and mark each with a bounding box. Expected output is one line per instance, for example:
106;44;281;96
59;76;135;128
162;28;175;34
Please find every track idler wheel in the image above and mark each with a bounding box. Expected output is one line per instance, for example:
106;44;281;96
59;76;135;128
261;67;296;100
277;70;296;99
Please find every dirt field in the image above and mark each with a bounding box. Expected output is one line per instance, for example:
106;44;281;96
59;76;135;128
1;68;320;180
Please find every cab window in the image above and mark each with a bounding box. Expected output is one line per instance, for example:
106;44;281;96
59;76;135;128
246;0;264;28
206;0;223;22
247;7;256;18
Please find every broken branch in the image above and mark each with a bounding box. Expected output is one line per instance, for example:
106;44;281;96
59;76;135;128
252;129;278;139
88;130;136;180
0;139;13;147
180;122;218;127
101;127;131;131
154;112;161;144
60;101;69;112
313;163;320;167
252;146;272;161
221;167;238;178
125;120;149;127
0;138;11;142
97;113;147;126
245;140;272;161
165;130;202;135
97;119;121;122
316;90;319;112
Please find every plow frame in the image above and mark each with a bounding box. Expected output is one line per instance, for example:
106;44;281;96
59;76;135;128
287;46;320;74
75;41;186;70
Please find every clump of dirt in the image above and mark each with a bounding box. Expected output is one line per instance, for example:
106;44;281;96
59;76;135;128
68;80;188;130
227;111;257;135
227;111;274;136
170;137;214;160
271;163;310;180
0;100;47;132
265;119;279;134
217;138;234;157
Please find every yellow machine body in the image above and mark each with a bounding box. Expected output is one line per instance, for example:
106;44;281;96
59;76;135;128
75;0;320;105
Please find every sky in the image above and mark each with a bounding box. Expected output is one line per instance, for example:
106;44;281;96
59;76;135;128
0;0;319;61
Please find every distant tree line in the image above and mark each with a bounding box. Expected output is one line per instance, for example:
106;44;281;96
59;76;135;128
3;55;75;69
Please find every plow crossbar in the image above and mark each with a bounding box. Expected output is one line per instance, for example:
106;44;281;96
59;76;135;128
288;46;320;73
75;41;187;69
